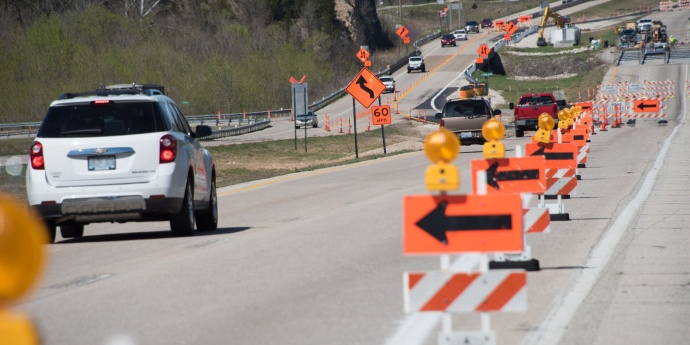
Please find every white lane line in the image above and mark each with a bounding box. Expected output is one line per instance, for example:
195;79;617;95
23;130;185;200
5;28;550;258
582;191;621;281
522;66;688;345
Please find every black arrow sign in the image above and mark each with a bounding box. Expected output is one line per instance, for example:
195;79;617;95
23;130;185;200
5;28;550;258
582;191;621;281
355;75;374;98
636;102;657;111
415;201;512;244
485;162;540;190
530;146;574;160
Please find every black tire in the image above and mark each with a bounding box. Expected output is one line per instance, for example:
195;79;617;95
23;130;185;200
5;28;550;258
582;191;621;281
60;223;84;239
516;128;525;138
44;220;56;244
196;175;218;231
407;69;411;73
313;123;318;128
171;180;195;236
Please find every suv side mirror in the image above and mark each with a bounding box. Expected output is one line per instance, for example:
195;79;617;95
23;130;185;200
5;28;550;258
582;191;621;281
196;125;213;138
509;102;515;110
435;113;443;119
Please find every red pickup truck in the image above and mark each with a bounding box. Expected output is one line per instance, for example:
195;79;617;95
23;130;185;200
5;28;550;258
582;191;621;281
510;93;559;137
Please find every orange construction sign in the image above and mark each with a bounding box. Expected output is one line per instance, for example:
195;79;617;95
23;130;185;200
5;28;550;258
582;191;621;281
573;101;593;113
346;68;386;108
633;99;659;112
477;44;491;58
371;105;391;125
518;15;531;23
403;194;523;254
470;156;547;195
396;25;409;38
505;21;517;34
494;20;506;30
356;48;370;63
525;142;578;170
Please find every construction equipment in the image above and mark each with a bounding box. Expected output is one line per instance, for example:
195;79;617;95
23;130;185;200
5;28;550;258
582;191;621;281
641;21;668;55
536;5;569;46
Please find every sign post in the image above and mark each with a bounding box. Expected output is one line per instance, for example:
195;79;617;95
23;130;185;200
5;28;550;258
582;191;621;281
290;76;308;151
345;67;386;159
371;102;391;154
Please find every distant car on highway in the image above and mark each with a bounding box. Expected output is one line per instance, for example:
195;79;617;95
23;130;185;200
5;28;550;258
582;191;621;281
407;55;425;73
441;33;457;47
379;75;395;93
453;29;468;41
465;20;480;33
481;18;493;28
295;111;318;129
26;83;217;243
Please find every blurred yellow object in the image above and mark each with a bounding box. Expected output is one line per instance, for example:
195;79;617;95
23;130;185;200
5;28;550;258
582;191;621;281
0;194;48;308
0;311;40;345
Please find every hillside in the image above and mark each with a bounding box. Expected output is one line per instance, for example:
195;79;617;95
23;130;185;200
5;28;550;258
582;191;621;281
0;0;393;123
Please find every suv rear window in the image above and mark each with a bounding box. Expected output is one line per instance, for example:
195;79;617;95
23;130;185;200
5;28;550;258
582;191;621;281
519;96;554;105
38;101;168;138
443;100;490;117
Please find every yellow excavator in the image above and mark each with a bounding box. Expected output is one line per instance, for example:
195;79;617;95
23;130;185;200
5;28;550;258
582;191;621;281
537;5;568;46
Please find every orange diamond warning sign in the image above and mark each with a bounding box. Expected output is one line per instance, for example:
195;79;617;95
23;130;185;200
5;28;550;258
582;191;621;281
346;68;386;108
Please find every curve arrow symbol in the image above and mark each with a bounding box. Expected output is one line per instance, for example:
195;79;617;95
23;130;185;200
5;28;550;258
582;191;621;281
356;76;374;99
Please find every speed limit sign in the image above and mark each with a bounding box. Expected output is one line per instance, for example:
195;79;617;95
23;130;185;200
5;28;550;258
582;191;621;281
371;105;391;125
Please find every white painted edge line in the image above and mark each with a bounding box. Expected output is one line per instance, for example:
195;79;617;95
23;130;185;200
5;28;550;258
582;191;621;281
521;67;688;345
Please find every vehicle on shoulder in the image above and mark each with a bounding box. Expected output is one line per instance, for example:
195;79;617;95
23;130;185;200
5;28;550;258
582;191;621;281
435;97;501;145
481;18;493;28
26;84;218;243
295;110;318;128
453;29;468;41
465;20;480;33
510;93;559;137
441;33;457;47
407;55;425;73
379;75;396;93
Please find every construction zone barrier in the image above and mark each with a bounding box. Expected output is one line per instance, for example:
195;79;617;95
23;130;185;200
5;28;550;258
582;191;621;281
659;1;673;10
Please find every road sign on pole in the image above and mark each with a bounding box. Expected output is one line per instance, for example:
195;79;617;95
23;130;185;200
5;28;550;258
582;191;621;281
477;44;490;58
371;105;391;125
346;68;386;109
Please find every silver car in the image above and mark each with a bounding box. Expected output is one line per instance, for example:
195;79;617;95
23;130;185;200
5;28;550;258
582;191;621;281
453;29;468;41
379;75;395;93
296;111;318;128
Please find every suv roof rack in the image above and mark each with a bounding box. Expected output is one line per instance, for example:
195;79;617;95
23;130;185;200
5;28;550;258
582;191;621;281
58;83;165;100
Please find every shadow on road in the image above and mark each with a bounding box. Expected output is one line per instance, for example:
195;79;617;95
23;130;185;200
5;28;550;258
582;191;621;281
56;226;251;244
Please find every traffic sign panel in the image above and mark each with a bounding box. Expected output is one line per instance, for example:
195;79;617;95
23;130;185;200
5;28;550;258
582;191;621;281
505;22;517;34
634;99;659;112
607;101;627;113
628;83;643;93
526;142;578;170
396;25;409;38
477;44;491;58
371;105;391;125
356;48;370;63
346;68;386;108
403;194;523;254
601;85;618;95
471;157;547;194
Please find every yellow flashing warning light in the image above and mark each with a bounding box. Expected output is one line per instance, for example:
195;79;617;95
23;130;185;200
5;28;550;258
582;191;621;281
534;113;555;144
557;109;569;130
0;312;40;345
423;128;460;191
481;118;505;159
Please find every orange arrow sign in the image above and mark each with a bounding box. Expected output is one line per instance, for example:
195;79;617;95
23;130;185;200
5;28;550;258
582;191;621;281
346;68;385;109
471;157;547;194
526;142;578;170
634;99;659;112
403;194;523;254
477;44;490;58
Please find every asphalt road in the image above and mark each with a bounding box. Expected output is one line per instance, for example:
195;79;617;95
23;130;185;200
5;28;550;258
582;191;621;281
12;3;690;345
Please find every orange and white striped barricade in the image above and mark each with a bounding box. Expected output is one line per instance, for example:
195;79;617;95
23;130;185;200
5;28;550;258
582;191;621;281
470;151;549;271
526;141;578;221
559;128;590;170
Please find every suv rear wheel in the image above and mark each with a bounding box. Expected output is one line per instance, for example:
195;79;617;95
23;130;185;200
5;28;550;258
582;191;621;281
171;180;195;236
196;176;218;231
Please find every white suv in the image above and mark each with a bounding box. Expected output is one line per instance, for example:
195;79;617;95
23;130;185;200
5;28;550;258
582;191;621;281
26;84;218;243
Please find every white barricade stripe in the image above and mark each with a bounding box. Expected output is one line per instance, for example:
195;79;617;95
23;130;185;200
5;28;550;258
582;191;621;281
545;177;577;196
404;271;527;313
524;207;551;233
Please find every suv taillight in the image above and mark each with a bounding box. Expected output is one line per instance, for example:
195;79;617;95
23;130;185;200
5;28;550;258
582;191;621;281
159;135;177;163
439;118;445;127
30;141;44;170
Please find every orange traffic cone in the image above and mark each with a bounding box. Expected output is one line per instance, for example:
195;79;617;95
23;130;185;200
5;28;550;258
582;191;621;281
347;118;352;134
339;118;344;133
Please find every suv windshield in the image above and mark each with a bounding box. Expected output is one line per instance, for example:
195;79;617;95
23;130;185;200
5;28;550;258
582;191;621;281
38;101;167;138
443;100;490;117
